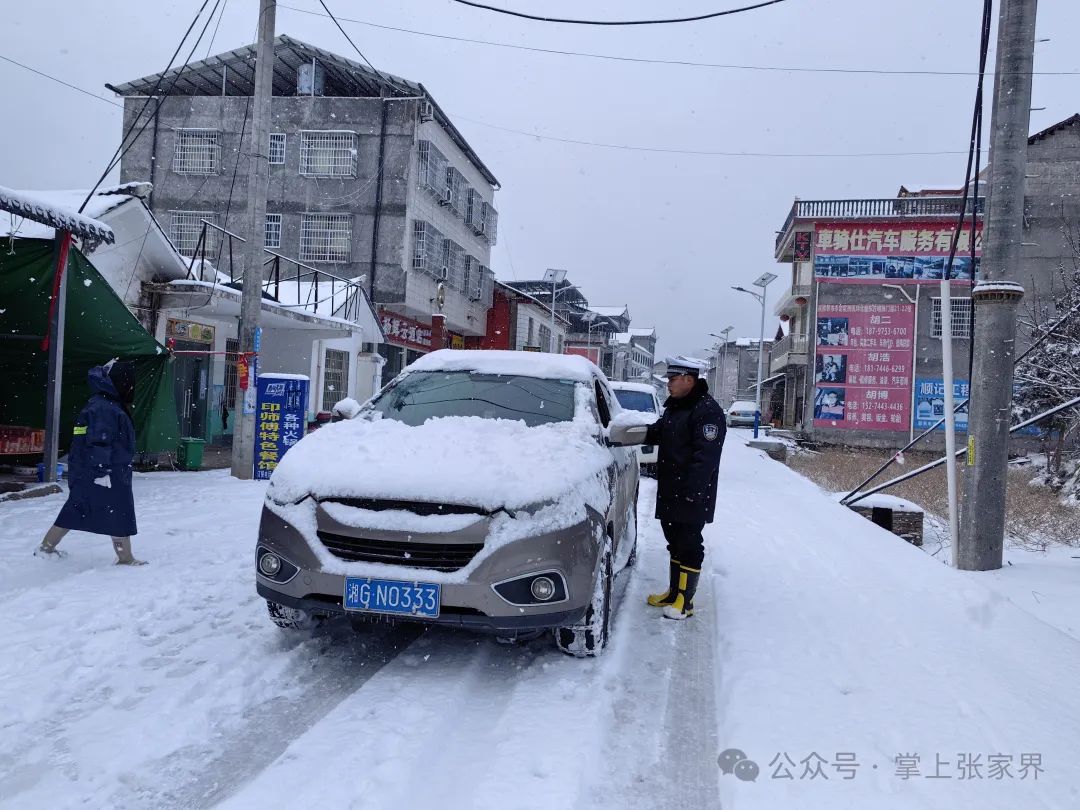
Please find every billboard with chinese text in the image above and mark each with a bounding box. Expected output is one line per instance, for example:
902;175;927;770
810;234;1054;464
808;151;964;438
254;374;309;480
914;377;970;432
814;222;982;284
813;303;915;432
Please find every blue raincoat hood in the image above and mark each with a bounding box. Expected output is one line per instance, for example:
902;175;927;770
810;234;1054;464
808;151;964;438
88;365;120;398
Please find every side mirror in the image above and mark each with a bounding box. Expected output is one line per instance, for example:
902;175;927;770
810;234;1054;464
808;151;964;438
607;423;649;446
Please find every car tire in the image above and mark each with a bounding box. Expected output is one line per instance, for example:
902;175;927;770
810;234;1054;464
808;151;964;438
554;534;613;658
266;599;319;630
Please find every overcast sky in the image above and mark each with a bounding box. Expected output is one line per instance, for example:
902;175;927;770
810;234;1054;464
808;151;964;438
4;0;1079;358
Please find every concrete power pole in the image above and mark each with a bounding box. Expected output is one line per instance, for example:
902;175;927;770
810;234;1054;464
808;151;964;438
958;0;1038;570
231;0;276;479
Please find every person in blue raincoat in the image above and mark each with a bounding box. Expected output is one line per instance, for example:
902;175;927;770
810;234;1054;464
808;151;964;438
36;359;147;565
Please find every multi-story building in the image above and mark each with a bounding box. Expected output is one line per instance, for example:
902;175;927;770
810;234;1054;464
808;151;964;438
773;192;983;447
110;35;498;383
706;338;773;408
473;281;570;351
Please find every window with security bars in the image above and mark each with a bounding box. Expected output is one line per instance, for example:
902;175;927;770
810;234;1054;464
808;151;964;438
264;213;282;249
464;188;481;231
932;297;973;339
173;129;220;174
170;211;219;256
300;213;352;262
470;263;489;301
539;325;553;353
462;255;476;297
417;141;448;198
443;240;464;288
445;167;466;216
268;132;286;165
299;131;357;177
482;202;498;245
322;348;350;411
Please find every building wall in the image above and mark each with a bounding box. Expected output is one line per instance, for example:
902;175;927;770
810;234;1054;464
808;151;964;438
1022;121;1080;340
477;288;512;350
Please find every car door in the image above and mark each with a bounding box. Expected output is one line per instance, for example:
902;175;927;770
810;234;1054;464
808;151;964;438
592;377;636;563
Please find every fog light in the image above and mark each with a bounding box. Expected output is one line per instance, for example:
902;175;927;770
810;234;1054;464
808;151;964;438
259;552;282;577
530;576;556;601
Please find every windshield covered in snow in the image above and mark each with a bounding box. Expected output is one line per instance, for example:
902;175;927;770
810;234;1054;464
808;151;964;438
612;389;656;413
370;372;576;427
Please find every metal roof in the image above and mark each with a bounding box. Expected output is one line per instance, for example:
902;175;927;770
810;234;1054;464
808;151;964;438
106;35;498;188
0;185;115;244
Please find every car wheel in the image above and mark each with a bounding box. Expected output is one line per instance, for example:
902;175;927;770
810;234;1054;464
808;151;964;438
266;599;319;630
554;534;613;658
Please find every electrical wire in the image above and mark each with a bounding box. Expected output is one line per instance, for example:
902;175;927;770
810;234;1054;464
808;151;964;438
277;5;1079;78
315;0;396;92
448;0;792;26
205;0;229;58
0;54;124;106
79;0;219;212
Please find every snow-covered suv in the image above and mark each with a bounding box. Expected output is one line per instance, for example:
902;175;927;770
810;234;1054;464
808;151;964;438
256;350;639;657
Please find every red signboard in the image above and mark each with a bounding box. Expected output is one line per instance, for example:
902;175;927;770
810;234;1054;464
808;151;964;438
813;302;915;432
0;425;45;456
379;309;433;352
565;346;601;364
815;221;982;284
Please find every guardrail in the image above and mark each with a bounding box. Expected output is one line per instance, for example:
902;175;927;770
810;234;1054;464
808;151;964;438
769;333;809;373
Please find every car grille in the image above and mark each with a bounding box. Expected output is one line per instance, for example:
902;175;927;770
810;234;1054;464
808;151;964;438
316;531;484;572
320;497;488;517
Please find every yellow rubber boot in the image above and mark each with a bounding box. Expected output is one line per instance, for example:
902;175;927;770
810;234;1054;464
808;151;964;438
662;566;700;621
647;558;681;607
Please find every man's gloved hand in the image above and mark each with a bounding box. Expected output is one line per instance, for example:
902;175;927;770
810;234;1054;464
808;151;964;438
93;475;112;489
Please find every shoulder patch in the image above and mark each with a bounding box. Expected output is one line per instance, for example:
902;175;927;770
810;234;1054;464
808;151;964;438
703;423;719;441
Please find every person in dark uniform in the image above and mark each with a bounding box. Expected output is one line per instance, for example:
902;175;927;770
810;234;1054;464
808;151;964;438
642;357;726;620
35;359;146;565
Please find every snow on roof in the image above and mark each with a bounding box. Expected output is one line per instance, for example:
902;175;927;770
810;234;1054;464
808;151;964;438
609;381;657;393
0;186;117;243
735;337;761;347
629;327;656;338
611;332;633;344
407;349;599;382
588;305;629;319
837;492;924;514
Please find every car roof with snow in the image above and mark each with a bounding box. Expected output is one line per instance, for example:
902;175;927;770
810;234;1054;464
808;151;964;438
406;349;600;382
728;400;757;409
608;381;658;394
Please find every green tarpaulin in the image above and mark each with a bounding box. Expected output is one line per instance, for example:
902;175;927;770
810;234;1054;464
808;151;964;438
0;238;178;457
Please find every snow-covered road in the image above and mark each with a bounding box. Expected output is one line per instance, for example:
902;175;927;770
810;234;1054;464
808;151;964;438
2;436;1079;809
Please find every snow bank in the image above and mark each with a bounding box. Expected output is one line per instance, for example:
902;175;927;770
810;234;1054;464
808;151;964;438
836;491;924;513
407;349;598;382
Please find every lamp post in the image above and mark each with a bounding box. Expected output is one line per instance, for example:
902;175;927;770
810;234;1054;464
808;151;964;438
709;326;734;405
543;268;567;353
733;273;777;438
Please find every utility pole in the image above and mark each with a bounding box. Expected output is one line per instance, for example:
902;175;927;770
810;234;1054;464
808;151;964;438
958;0;1037;570
231;0;276;479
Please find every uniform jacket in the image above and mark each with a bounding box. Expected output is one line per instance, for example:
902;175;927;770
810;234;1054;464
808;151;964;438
644;379;726;524
54;366;138;537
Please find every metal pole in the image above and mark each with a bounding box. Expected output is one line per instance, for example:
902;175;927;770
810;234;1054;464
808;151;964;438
754;294;766;438
549;279;556;353
42;231;72;483
939;275;960;563
232;0;275;479
958;0;1037;571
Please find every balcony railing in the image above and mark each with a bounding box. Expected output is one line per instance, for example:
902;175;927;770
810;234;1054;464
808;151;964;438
776;196;985;251
769;333;809;374
773;283;812;316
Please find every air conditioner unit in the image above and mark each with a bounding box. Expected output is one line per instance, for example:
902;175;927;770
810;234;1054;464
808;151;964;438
439;187;452;206
419;101;434;122
438;266;449;280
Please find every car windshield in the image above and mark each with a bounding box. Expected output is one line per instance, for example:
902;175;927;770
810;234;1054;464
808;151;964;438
613;389;656;413
370;372;577;427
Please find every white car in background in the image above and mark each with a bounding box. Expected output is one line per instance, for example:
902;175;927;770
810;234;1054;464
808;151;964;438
609;382;662;475
726;400;759;428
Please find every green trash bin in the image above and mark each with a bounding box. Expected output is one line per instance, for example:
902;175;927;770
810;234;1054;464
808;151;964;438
177;438;206;471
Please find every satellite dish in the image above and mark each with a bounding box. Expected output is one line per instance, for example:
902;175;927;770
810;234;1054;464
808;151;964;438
436;282;446;311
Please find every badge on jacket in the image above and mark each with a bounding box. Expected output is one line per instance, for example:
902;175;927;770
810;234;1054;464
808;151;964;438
703;424;719;441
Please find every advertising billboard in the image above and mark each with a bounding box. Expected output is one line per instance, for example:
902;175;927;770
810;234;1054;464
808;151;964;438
814;222;982;284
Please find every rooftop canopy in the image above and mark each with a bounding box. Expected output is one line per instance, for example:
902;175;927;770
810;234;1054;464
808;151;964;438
0;186;115;244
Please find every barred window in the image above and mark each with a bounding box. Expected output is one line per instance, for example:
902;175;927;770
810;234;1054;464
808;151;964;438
417;141;448;198
483;202;498;245
322;348;350;411
412;220;445;275
299;131;357;177
170;211;219;256
464;188;481;231
462;255;476;297
224;338;240;407
173;129;220;174
300;213;352;262
445;167;466;216
539;324;553;353
264;213;282;249
444;240;464;288
932;297;972;339
268;132;286;165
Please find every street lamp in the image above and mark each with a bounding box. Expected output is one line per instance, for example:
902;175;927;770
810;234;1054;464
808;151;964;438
543;268;567;353
709;326;734;405
732;272;777;438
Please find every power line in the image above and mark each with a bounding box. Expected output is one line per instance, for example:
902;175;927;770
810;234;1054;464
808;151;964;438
449;113;969;157
315;0;395;91
0;54;124;107
277;4;1079;77
448;0;792;26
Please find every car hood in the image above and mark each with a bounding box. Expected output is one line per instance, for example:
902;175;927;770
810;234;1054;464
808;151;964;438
267;414;614;513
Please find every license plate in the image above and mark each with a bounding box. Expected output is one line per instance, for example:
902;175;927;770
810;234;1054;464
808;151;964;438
343;577;441;618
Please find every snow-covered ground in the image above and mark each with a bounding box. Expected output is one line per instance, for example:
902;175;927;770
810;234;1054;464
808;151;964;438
2;437;1079;809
